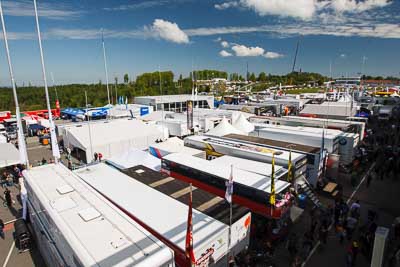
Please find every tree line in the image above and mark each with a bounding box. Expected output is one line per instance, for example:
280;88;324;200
0;69;396;113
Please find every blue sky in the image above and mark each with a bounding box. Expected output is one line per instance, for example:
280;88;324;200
0;0;399;85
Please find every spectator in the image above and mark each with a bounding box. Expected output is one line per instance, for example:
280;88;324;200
94;152;98;162
350;200;361;219
287;233;298;260
351;241;359;266
346;246;354;267
336;221;346;244
4;188;11;207
319;222;329;245
0;219;4;239
98;153;103;162
346;216;358;241
41;157;47;165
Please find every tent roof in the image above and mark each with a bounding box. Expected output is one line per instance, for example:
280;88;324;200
232;114;255;133
64;119;163;151
0;143;20;168
207;117;245;137
106;148;161;170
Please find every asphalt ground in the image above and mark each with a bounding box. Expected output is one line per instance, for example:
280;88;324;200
3;130;400;267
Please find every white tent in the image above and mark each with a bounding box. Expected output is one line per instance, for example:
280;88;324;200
206;117;245;137
0;143;20;168
63;119;165;163
233;114;255;133
106;148;161;170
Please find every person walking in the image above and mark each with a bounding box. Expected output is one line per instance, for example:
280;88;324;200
319;222;329;245
94;152;98;162
4;188;11;207
346;246;354;267
366;173;372;188
0;219;4;239
346;216;358;241
98;153;103;162
350;241;359;266
287;233;298;260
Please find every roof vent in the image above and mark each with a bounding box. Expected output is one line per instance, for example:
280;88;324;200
110;237;128;249
56;185;74;195
78;207;101;222
135;169;145;174
51;197;77;212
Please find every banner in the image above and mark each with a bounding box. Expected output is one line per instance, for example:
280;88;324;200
187;100;193;130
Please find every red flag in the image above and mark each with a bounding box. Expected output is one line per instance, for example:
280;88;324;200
185;184;196;265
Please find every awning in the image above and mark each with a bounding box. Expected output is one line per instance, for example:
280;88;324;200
0;143;20;168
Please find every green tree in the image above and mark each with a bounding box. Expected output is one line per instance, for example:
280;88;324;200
124;73;129;84
258;72;267;82
249;72;256;82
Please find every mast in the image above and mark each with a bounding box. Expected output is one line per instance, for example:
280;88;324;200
0;0;29;167
292;39;300;73
101;29;111;106
33;0;60;163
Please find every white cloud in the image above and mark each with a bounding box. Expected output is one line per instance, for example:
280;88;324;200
231;44;265;56
221;40;230;48
239;0;317;20
329;0;391;13
215;0;393;20
340;53;347;58
148;19;189;44
264;51;284;59
184;22;400;39
219;50;233;57
215;1;239;10
3;0;82;20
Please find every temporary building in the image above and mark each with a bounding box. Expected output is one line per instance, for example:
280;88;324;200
0;134;6;144
0;143;20;167
232;114;255;133
62;119;165;163
206;117;245;137
106;148;161;170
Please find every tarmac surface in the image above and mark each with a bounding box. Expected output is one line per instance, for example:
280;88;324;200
1;133;400;267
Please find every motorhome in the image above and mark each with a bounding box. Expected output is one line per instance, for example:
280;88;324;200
75;163;236;266
162;152;291;219
222;134;322;186
24;164;175;267
184;135;308;180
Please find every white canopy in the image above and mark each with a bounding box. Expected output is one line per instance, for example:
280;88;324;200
207;117;245;137
0;143;20;168
63;119;165;163
107;148;161;170
233;114;255;133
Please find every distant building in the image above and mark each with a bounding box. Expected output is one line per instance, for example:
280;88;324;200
134;94;214;112
364;80;400;87
334;77;361;87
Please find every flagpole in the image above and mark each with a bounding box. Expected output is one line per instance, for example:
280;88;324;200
33;0;60;163
270;154;276;218
0;0;29;168
228;164;233;261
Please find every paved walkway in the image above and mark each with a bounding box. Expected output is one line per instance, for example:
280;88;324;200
0;185;45;267
304;165;400;267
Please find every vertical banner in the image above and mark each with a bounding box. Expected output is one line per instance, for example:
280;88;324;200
187;100;193;130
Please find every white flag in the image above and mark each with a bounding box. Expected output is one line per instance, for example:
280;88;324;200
50;121;60;159
225;165;234;203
